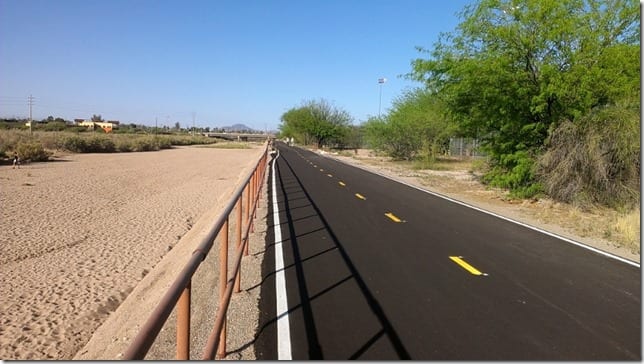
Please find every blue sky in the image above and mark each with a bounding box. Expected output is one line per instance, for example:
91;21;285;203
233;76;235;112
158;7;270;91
0;0;473;131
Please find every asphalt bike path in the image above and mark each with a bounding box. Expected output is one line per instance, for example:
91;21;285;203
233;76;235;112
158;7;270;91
255;143;640;360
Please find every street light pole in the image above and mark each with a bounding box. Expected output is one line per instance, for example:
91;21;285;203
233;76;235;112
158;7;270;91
378;77;387;118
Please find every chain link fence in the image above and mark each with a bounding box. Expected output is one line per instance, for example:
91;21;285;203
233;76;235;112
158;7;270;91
448;137;484;157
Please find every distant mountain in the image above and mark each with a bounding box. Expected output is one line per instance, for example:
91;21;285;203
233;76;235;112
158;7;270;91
222;123;254;132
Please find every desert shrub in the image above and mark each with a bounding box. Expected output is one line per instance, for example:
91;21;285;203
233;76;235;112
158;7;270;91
67;126;90;133
155;136;173;150
537;103;640;209
168;135;192;146
0;121;25;130
41;122;67;132
131;137;159;152
0;130;39;157
3;130;217;157
115;139;134;152
207;142;250;149
61;135;88;152
35;132;64;150
86;136;116;153
0;130;19;155
60;135;116;153
483;150;543;199
16;141;50;162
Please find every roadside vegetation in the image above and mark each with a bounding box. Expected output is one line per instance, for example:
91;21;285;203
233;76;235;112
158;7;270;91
202;142;253;149
277;0;639;252
279;0;639;210
0;121;218;162
278;99;359;150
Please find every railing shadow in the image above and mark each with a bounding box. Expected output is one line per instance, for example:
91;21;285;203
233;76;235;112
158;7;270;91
251;150;411;360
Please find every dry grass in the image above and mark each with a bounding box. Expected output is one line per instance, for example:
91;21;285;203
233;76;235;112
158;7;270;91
534;201;640;254
412;156;477;171
201;141;251;149
612;209;640;253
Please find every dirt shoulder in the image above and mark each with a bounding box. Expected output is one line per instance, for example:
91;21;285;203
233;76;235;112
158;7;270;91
319;148;640;265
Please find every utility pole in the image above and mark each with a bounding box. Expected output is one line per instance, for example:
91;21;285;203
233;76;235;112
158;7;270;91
28;94;35;135
155;117;158;137
191;112;196;137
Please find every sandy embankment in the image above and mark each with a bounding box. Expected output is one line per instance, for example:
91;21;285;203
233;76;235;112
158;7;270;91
0;145;265;360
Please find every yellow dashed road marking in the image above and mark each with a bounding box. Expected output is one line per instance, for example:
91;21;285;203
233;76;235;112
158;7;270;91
338;181;346;187
384;212;403;223
449;256;488;276
355;193;366;200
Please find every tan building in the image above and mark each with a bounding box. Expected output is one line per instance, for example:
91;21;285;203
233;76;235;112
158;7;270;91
76;119;120;133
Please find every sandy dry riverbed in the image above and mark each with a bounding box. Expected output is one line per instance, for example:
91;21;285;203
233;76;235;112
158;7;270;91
0;145;265;360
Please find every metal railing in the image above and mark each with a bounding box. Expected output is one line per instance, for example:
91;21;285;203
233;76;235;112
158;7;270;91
123;142;270;360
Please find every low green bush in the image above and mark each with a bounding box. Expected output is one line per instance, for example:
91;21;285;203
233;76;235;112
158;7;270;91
16;142;50;162
115;139;134;152
87;136;116;153
155;136;173;150
482;150;544;199
61;135;87;152
131;137;159;152
1;129;220;157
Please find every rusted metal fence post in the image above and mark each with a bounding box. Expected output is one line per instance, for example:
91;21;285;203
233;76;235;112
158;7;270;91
217;218;229;359
177;282;191;359
253;168;259;219
250;172;256;234
234;196;242;293
244;183;250;256
256;166;261;209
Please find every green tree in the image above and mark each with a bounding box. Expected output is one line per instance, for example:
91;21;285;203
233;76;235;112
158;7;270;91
280;106;316;145
91;114;103;122
279;99;353;148
363;116;420;160
409;0;639;196
340;125;364;150
364;89;455;161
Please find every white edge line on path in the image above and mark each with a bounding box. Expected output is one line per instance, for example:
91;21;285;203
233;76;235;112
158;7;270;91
271;150;293;360
316;149;640;269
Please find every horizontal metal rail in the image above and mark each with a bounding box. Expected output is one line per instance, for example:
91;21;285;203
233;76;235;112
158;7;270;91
123;141;270;360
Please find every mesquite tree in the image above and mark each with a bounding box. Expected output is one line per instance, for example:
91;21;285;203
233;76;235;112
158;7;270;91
279;99;353;148
408;0;639;196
